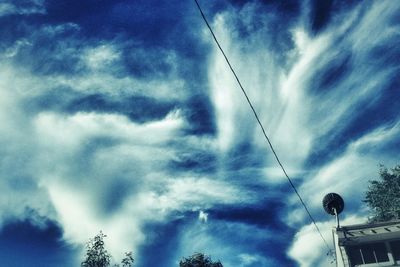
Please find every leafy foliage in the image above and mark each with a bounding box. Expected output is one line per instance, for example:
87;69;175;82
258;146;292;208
81;231;111;267
120;252;134;267
179;253;223;267
364;165;400;222
81;232;134;267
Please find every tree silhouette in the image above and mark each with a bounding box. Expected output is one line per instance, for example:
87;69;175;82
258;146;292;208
179;253;223;267
364;165;400;222
81;232;134;267
121;252;134;267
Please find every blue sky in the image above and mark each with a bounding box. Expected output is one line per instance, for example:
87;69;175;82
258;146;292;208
0;0;399;266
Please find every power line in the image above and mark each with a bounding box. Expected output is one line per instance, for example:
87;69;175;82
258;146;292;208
193;0;333;255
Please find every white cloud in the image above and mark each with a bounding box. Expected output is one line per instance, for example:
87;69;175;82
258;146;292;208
0;1;399;266
286;115;400;227
0;58;199;261
0;65;56;227
164;177;247;208
205;1;400;266
34;111;184;148
0;21;255;260
0;3;14;16
177;220;276;267
288;215;364;267
29;107;250;261
198;211;208;223
47;181;147;262
282;1;400;265
0;0;45;16
30;110;189;256
83;44;121;71
238;253;259;265
1;24;187;102
238;253;267;266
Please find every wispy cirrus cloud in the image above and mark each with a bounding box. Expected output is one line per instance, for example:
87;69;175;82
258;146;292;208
205;0;400;265
0;0;399;267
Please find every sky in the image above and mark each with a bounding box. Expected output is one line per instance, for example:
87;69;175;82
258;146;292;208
0;0;399;266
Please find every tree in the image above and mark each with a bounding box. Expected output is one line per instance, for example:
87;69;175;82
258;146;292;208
179;253;223;267
364;165;400;222
81;232;134;267
120;252;134;267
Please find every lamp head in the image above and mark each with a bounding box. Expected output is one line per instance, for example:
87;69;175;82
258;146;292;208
322;193;344;215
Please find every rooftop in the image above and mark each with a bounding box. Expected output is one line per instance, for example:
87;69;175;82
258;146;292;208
337;220;400;245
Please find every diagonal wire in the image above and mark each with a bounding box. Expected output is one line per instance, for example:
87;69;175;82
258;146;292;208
193;0;334;256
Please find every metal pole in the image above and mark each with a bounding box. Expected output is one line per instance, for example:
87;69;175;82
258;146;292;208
333;208;340;229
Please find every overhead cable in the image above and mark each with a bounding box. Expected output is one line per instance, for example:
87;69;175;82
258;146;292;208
193;0;333;256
